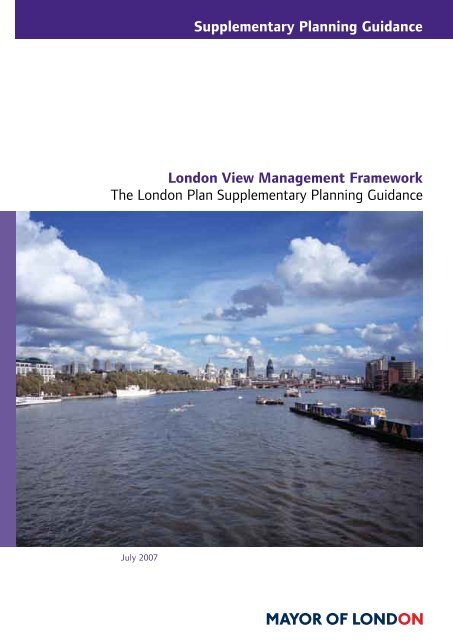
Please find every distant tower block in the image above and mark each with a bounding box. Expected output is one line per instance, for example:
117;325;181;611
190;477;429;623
266;359;274;379
246;355;256;378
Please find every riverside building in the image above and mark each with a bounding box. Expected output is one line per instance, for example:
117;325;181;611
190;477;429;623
365;356;388;389
365;356;416;390
205;360;217;382
16;357;55;382
388;358;416;382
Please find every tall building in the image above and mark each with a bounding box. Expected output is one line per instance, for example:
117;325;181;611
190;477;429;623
388;358;416;382
266;358;274;379
16;357;55;382
92;358;101;371
104;359;112;372
246;355;255;379
62;361;86;375
374;367;399;392
115;361;126;371
365;356;388;389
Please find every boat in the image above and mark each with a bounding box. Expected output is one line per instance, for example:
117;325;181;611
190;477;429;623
256;396;284;405
216;385;237;391
16;395;62;406
347;407;387;426
116;385;156;398
290;401;422;451
16;397;31;407
284;387;300;397
181;401;194;408
169;407;186;413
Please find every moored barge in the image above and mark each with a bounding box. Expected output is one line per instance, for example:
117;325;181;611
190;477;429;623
256;396;284;405
290;402;422;451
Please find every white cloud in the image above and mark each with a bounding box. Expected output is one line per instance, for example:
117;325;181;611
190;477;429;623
274;336;291;342
355;319;422;356
16;340;190;370
276;236;396;300
16;212;145;349
216;343;266;365
301;322;336;335
295;318;423;372
355;322;401;347
16;213;190;370
189;334;241;347
136;343;188;367
280;353;312;367
247;336;261;346
216;347;247;360
305;344;376;360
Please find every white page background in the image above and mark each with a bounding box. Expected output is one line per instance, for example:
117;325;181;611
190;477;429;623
0;5;451;637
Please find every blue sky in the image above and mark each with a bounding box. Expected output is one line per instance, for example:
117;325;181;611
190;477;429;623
16;211;422;375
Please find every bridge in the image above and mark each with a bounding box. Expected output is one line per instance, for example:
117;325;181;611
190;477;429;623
251;381;363;390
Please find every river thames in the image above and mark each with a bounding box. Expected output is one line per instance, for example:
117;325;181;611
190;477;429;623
16;388;422;547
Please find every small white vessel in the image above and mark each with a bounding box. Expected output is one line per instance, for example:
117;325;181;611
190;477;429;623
16;395;62;406
116;385;156;398
169;407;186;413
284;387;301;398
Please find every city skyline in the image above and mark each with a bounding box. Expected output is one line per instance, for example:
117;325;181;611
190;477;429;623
16;211;423;375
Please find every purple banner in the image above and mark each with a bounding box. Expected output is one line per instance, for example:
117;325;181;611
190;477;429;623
0;213;16;547
16;1;453;39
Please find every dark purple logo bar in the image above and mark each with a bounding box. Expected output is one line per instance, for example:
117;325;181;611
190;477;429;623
0;213;16;547
15;1;453;39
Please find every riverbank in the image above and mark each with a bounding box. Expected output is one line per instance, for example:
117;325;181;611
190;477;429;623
55;388;217;401
382;389;423;401
16;371;216;397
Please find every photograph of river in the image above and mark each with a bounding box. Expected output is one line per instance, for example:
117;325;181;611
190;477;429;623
16;211;422;546
16;388;422;546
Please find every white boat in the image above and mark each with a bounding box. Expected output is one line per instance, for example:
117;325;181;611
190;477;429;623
284;387;301;397
116;385;156;398
16;395;62;406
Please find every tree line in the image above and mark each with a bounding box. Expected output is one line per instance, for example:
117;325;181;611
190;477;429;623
387;380;423;401
16;371;215;397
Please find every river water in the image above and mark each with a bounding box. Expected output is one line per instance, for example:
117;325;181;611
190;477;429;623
16;388;422;547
